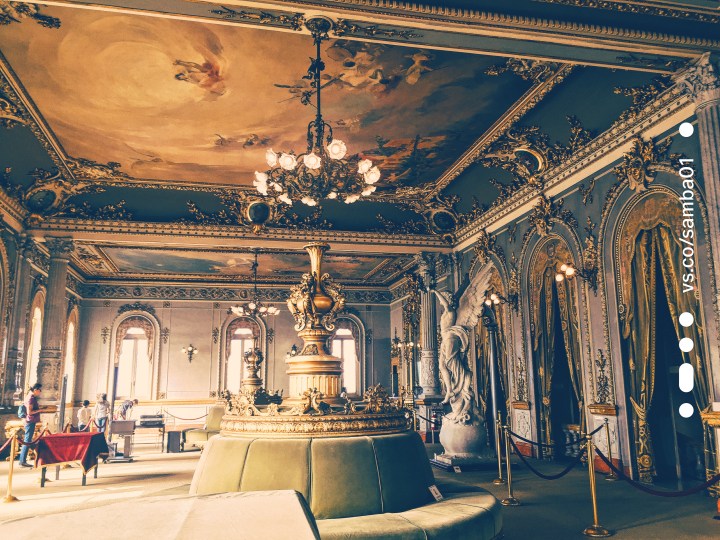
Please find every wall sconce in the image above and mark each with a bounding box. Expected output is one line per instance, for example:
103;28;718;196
555;262;598;288
483;290;508;307
181;344;198;363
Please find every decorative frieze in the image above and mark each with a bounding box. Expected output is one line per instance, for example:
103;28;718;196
80;284;393;304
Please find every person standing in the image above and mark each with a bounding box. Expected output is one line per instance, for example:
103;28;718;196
19;383;44;468
119;398;139;420
77;399;92;431
94;393;111;433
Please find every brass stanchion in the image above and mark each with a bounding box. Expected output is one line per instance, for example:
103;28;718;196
492;412;505;485
583;435;612;537
603;419;618;482
4;433;19;503
501;425;520;506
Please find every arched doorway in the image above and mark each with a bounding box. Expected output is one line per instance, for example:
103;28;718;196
616;193;709;483
528;237;585;459
63;308;79;407
113;316;156;401
330;317;364;396
223;317;261;393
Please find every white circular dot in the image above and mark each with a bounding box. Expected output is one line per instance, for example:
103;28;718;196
679;122;694;137
679;403;694;418
679;337;694;352
679;312;694;327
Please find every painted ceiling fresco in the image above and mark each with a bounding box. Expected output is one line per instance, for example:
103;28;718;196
0;5;530;190
82;246;411;284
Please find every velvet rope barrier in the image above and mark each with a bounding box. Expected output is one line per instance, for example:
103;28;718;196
507;434;587;480
15;428;52;447
0;437;14;455
163;412;209;422
506;423;604;450
594;447;720;498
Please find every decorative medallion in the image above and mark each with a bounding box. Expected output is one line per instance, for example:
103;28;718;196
613;137;679;192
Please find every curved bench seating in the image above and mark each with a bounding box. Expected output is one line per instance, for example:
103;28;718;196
190;430;502;539
317;492;501;540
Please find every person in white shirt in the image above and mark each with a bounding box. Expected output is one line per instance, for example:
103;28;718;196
94;393;111;433
77;399;92;431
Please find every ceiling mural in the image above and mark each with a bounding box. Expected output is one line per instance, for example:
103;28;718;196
0;0;696;261
75;244;413;285
0;5;529;190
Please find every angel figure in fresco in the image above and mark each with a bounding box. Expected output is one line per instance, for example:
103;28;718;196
403;51;434;85
431;279;477;425
173;59;226;97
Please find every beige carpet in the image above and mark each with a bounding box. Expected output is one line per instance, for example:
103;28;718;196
2;446;718;538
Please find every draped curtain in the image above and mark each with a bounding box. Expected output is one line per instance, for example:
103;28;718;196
622;225;711;483
114;316;155;366
532;265;584;451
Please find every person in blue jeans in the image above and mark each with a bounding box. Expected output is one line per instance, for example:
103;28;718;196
19;383;44;467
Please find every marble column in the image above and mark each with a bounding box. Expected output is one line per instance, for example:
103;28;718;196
1;236;34;404
678;54;720;311
415;253;440;398
36;237;74;403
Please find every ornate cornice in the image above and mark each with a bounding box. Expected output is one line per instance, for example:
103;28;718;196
455;77;689;245
28;217;446;248
534;0;720;25
267;0;720;49
80;283;393;304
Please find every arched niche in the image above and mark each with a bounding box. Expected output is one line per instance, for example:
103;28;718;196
519;220;593;448
107;310;162;401
218;314;267;393
62;305;80;405
605;186;715;482
24;287;46;389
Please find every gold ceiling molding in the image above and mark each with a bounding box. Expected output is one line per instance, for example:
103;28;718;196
534;0;720;25
454;75;688;246
425;64;574;198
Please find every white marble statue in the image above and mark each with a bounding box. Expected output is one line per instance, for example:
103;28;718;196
432;289;480;425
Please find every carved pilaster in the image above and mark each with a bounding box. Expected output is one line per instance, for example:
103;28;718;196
679;55;720;316
414;252;440;397
37;237;74;402
2;236;34;403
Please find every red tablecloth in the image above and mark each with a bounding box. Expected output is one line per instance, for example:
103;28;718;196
35;432;108;473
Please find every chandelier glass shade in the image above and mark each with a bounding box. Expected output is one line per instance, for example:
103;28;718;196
229;251;279;318
253;18;380;206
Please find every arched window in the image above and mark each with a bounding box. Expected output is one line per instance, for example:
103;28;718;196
63;320;77;404
331;318;363;395
25;291;45;387
224;318;260;393
114;317;155;400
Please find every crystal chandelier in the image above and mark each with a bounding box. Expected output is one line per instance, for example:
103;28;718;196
229;250;279;317
253;17;381;207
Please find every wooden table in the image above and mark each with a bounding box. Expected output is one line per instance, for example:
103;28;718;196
35;432;108;486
